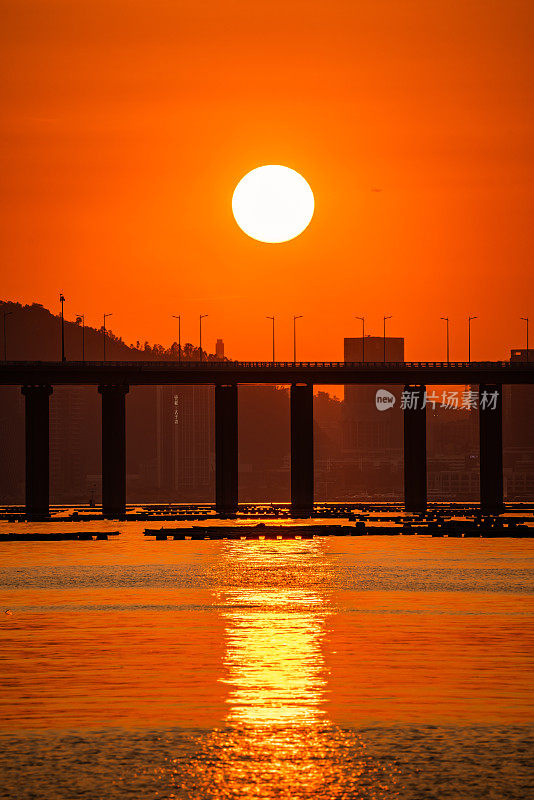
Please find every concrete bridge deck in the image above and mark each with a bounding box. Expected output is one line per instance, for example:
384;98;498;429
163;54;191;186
0;359;533;385
1;360;533;519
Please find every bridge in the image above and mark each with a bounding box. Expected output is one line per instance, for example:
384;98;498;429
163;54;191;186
1;359;533;519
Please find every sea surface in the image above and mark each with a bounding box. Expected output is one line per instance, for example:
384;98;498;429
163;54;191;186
0;521;533;799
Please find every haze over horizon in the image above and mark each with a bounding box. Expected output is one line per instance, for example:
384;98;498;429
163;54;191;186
0;298;526;369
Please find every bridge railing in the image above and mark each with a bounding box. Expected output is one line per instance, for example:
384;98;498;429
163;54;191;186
1;359;530;369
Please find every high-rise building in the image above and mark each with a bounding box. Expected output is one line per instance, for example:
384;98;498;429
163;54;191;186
215;339;225;359
343;336;404;454
156;385;214;500
503;349;534;499
0;388;24;502
50;386;94;502
506;349;534;449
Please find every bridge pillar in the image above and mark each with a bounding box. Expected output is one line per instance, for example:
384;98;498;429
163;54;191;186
403;384;427;512
98;384;129;518
215;384;238;512
22;385;53;518
479;383;504;513
291;383;314;512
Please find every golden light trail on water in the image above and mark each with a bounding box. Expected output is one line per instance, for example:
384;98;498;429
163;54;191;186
221;584;327;726
184;538;400;799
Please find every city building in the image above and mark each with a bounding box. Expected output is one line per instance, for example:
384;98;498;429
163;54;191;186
503;348;534;499
343;336;404;454
506;348;534;450
156;385;214;500
50;386;95;502
340;336;405;498
0;388;24;502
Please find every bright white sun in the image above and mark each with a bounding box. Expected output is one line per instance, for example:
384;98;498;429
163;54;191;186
232;165;314;243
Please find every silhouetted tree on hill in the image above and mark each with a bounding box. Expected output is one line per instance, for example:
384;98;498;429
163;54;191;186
0;301;222;362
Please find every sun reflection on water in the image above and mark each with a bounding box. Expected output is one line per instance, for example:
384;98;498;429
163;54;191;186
220;538;329;722
186;539;400;799
221;586;327;726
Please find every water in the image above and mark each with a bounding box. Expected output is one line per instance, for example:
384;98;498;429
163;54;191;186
0;523;533;798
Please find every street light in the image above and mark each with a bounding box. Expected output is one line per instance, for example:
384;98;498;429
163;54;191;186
76;314;85;362
468;316;477;362
355;316;365;362
266;316;275;363
521;317;529;361
59;293;66;362
103;313;113;361
293;315;303;364
3;311;12;362
172;315;181;362
199;314;208;361
440;316;450;363
383;316;392;362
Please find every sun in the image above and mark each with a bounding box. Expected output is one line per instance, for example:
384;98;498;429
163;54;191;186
232;165;314;243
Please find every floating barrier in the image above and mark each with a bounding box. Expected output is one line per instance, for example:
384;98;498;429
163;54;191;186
0;531;120;541
143;520;532;540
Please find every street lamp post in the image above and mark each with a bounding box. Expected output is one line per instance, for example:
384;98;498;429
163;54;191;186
60;293;66;362
103;313;113;361
468;316;477;362
383;316;392;362
172;315;181;362
266;316;275;362
199;314;208;361
3;311;12;362
521;317;529;361
293;315;303;364
355;316;365;361
76;314;85;362
440;316;450;363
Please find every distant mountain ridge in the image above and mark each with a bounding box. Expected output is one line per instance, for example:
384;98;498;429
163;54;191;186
0;301;218;362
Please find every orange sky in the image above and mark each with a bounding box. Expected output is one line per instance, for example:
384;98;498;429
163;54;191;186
1;0;533;363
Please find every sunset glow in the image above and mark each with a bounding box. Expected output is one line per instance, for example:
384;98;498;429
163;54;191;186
0;2;533;798
2;2;532;360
